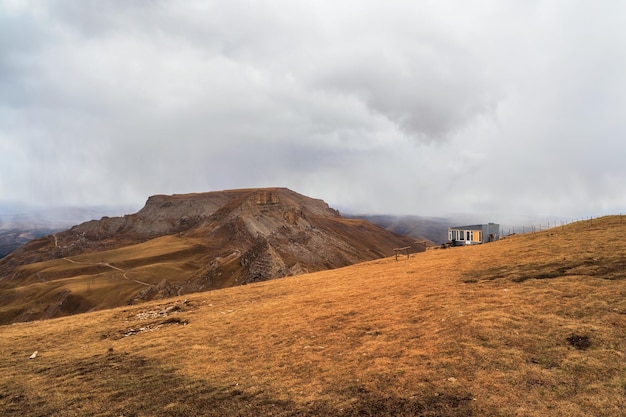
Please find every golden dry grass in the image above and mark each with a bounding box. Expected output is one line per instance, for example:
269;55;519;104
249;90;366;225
1;216;625;416
0;235;207;323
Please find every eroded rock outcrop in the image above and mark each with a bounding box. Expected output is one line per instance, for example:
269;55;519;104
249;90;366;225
0;188;427;323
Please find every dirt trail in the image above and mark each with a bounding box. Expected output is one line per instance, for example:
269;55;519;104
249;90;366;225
62;257;154;287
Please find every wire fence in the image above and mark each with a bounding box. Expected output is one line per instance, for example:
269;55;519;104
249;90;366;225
500;213;625;237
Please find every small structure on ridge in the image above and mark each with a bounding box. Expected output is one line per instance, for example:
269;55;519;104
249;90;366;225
447;223;500;246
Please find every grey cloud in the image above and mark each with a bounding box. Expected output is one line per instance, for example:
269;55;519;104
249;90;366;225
1;1;626;223
313;49;500;141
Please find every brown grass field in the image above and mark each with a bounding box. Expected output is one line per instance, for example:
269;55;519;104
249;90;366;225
1;216;625;416
0;235;209;324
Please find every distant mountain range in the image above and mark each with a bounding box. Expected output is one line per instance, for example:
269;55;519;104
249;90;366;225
0;203;136;228
0;228;60;258
345;214;454;245
0;204;135;258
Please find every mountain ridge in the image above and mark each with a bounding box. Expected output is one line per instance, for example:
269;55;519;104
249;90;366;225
0;187;429;324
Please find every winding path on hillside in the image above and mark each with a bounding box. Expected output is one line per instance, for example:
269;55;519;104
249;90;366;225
62;257;154;287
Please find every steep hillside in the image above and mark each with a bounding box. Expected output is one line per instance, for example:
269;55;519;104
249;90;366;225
0;188;422;324
0;216;624;416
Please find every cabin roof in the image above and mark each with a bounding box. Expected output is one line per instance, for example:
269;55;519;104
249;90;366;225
449;224;485;231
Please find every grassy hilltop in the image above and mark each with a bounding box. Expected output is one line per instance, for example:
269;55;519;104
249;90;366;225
1;216;625;416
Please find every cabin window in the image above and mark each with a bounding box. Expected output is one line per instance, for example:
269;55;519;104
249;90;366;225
459;231;464;240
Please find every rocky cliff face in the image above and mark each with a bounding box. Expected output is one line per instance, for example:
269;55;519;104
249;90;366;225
0;188;426;323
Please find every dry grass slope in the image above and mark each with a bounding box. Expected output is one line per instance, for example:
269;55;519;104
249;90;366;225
1;216;625;416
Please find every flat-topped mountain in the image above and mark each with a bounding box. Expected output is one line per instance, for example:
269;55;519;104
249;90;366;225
0;188;427;324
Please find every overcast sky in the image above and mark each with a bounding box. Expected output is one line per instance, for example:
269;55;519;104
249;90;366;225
1;1;625;224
